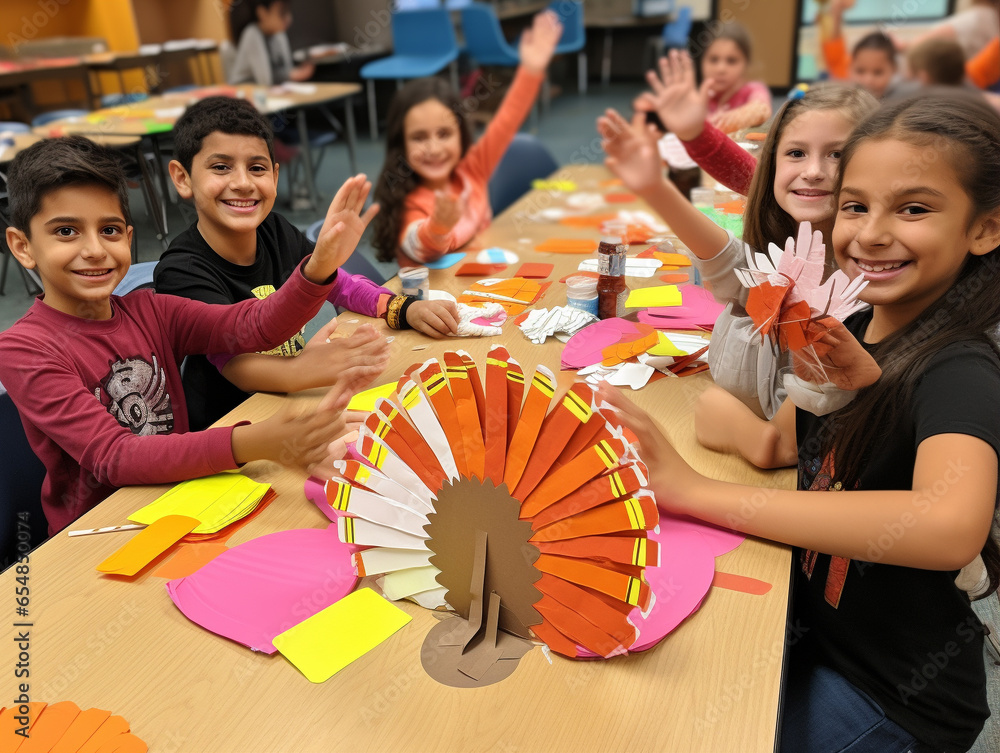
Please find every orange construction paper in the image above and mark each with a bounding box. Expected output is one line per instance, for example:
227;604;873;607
535;553;651;610
459;352;488;438
152;542;230;579
534;595;623;657
533;238;597;254
505;358;525;449
531;496;658;542
600;323;659;367
19;701;79;753
537;534;658;567
536;574;637;647
521;437;627;518
554;416;608;470
712;571;773;595
512;384;593;501
1;702;46;751
419;362;469;478
604;193;637;203
514;262;554;279
660;273;689;283
653;251;691;267
503;367;556;492
49;707;111;753
374;399;447;490
96;515;199;576
484;348;510;486
600;178;624;186
75;714;129;753
528;463;647;531
444;353;486;480
530;620;581;658
717;198;746;215
557;213;616;228
455;262;506;276
363;411;441;491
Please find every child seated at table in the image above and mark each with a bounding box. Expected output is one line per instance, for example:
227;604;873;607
696;21;772;134
227;0;313;87
0;136;362;535
155;96;459;431
817;0;899;100
371;10;562;267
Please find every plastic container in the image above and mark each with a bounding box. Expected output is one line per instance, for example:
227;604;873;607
690;186;716;210
565;275;598;316
398;266;429;300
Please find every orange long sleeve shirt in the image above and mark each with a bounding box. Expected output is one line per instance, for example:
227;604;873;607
396;67;544;267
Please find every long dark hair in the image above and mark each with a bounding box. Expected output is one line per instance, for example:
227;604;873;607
229;0;285;44
371;77;473;263
742;84;878;274
826;90;1000;596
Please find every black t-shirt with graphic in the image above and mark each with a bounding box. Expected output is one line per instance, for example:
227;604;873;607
154;214;312;430
793;308;1000;751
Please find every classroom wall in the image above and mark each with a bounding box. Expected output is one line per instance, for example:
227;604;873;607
716;0;799;89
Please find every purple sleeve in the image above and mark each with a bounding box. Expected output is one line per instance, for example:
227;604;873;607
326;269;392;317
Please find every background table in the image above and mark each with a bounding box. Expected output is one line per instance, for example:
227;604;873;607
0;165;795;753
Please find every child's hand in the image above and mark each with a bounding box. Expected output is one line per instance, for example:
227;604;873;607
430;189;464;232
295;320;390;393
597;382;701;510
634;50;711;142
519;10;563;74
306;174;380;282
597;108;664;195
290;61;315;82
405;299;459;338
793;317;882;392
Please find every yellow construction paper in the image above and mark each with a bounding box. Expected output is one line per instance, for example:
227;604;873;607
273;588;411;683
653;252;692;267
96;515;199;575
346;382;396;412
625;285;682;309
647;332;687;357
128;473;269;534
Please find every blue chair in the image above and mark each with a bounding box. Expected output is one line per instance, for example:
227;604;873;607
359;8;461;140
661;5;693;50
114;261;157;295
306;220;388;286
0;380;48;571
31;109;89;128
461;4;520;67
488;133;558;215
549;0;587;95
0;121;30;134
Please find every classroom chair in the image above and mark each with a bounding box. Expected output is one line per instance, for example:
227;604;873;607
488;133;558;215
645;4;693;69
306;220;388;286
461;4;521;67
0;379;48;571
548;0;588;97
359;8;461;140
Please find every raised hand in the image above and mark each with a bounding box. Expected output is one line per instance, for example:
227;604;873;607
635;49;712;141
404;299;460;338
430;189;465;232
307;174;380;281
597;108;664;195
295;321;390;393
519;10;563;74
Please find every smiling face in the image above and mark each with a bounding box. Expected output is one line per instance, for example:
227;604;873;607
701;39;748;101
849;48;895;100
170;131;278;261
834;138;989;337
7;184;133;320
772;108;855;236
403;98;462;191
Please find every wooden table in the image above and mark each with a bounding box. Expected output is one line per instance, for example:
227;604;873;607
0;165;794;752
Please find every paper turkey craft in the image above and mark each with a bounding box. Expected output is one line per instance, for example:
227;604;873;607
307;347;678;687
735;221;867;353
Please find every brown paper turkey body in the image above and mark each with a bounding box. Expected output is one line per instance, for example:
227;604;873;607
315;347;664;686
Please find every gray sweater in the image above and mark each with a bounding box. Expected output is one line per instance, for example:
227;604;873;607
228;24;293;86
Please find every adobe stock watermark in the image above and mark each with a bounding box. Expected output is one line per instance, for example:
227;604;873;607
6;0;73;53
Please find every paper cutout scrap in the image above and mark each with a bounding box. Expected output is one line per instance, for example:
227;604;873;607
518;306;597;345
96;515;199;576
660;272;689;283
624;285;682;309
637;247;693;268
0;701;147;753
562;318;655;370
604;192;637;203
531;179;576;192
712;571;772;595
166;524;357;653
476;247;518;265
455;262;506;276
533;238;597;254
600;323;659;367
273;588;411;683
152;542;229;580
128;473;270;534
313;352;671;672
423;253;466;269
558;213;616;228
346;382;397;412
457;278;549;315
514;262;553;279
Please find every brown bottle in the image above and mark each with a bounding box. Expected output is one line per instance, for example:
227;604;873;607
597;236;628;320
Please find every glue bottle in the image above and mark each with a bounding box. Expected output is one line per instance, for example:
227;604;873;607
596;235;628;319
